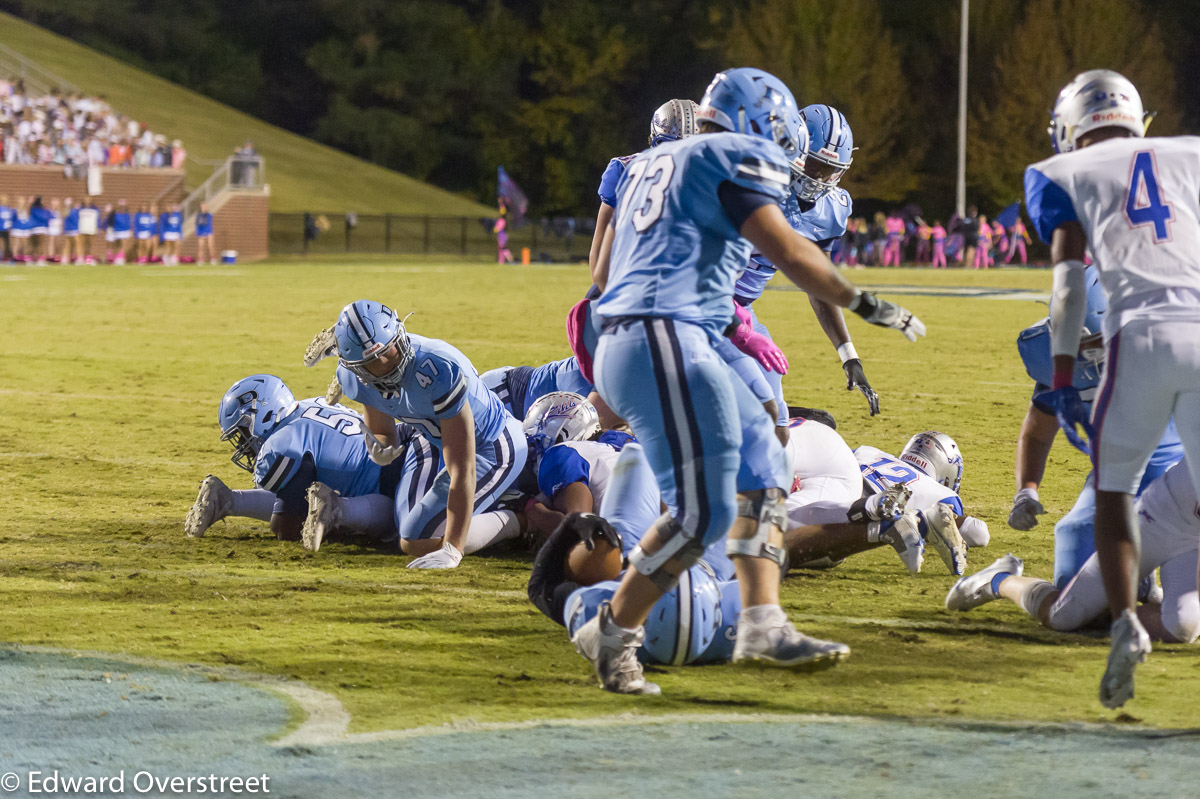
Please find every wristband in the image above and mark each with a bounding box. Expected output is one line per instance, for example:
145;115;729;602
1051;366;1074;390
848;291;877;319
836;342;859;364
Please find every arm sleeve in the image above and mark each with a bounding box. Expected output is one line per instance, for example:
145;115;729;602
718;181;779;231
1050;260;1088;359
429;358;469;419
269;453;318;516
538;445;592;497
527;522;584;626
1024;166;1078;244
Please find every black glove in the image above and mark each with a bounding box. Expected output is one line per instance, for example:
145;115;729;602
843;358;880;416
849;292;926;341
563;512;622;552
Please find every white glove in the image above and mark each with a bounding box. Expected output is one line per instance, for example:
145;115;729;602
850;292;926;342
407;541;463;570
303;326;338;367
1008;488;1045;531
362;426;405;466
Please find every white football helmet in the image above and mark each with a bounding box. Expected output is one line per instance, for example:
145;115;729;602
649;99;701;147
1048;69;1145;154
900;431;964;494
523;391;602;460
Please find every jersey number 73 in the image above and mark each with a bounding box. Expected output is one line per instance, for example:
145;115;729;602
618;154;676;233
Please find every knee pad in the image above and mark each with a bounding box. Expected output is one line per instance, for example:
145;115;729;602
627;513;707;592
726;488;787;569
1165;605;1200;644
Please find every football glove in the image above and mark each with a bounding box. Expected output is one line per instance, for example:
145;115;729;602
1035;386;1094;454
406;541;463;570
1008;488;1046;531
728;303;788;374
565;512;622;553
850;292;926;341
362;426;406;466
843;358;880;416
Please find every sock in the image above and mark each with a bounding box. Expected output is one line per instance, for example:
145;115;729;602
742;604;786;626
1016;579;1056;618
461;510;520;555
339;493;395;539
228;489;275;521
989;572;1013;595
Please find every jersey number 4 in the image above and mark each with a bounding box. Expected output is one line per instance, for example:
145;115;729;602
619;154;676;233
1125;150;1174;243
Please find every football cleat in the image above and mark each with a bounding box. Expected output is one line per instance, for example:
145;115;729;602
920;504;968;575
302;482;343;552
732;610;849;670
324;373;344;405
945;553;1023;611
571;603;660;695
1100;609;1151;709
878;512;925;573
863;482;913;522
303;326;338;367
184;475;233;538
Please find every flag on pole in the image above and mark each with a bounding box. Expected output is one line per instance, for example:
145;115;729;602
995;201;1021;229
497;166;528;227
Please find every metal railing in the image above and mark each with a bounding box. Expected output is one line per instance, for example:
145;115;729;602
0;42;79;96
269;213;594;261
179;154;266;230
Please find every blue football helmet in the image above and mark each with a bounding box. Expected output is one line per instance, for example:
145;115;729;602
522;391;601;462
334;300;413;394
697;67;807;160
649;99;700;147
218;374;296;471
642;561;723;666
794;104;854;201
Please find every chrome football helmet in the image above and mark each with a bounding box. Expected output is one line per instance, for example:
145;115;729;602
899;431;964;494
697;67;808;160
649;99;701;147
218;374;297;471
793;104;853;201
1048;69;1146;154
334;299;413;394
523;391;601;461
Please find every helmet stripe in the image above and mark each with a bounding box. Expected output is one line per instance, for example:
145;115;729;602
346;303;372;346
826;104;840;146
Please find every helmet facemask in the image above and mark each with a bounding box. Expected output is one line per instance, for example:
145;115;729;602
791;152;848;201
221;415;259;472
342;332;413;395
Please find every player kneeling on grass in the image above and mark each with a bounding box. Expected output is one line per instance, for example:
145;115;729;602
947;458;1200;649
782;416;983;575
185;374;399;545
331;300;528;569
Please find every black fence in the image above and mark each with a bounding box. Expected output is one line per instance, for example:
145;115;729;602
269;213;596;262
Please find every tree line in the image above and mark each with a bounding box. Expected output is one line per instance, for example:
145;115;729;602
4;0;1192;217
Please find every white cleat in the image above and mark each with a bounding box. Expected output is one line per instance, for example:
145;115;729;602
184;475;232;538
302;482;343;552
304;326;338;367
732;610;849;670
324;373;344;405
879;512;925;574
945;553;1023;612
571;602;660;695
867;482;914;521
921;504;968;575
1100;609;1151;709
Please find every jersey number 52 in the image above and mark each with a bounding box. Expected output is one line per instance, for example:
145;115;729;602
619;154;676;233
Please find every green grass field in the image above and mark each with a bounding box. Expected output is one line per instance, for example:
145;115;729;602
2;257;1198;738
0;13;495;217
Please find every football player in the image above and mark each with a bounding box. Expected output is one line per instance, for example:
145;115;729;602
1024;69;1200;706
1009;265;1183;589
185;374;399;544
576;67;924;694
331;300;528;569
948;458;1199;647
480;356;595;421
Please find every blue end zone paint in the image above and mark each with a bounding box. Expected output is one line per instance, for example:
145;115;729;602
3;649;1198;798
768;284;1050;301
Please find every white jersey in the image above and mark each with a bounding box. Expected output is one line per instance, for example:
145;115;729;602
536;439;621;513
1025;136;1200;340
854;445;964;517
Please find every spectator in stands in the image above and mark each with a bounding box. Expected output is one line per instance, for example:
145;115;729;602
134;203;156;262
195;201;215;264
0;194;11;261
171;139;186;169
77;199;100;265
159;202;183;266
107;200;132;264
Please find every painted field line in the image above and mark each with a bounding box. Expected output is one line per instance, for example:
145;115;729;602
139;269;245;277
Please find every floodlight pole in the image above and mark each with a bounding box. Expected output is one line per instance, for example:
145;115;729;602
956;0;969;219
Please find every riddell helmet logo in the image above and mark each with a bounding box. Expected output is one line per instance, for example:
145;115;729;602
818;147;839;159
903;454;931;472
363;342;385;357
1090;111;1137;124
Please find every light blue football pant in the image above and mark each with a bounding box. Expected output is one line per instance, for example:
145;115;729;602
595;317;789;551
395;415;528;541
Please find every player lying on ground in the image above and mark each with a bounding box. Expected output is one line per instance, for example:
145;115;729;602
781;415;982;575
1009;265;1182;590
948;458;1199;645
1024;69;1200;707
184;374;399;544
574;67;925;695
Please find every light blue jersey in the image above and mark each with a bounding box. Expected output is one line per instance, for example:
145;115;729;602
734;188;853;304
338;333;510;449
596;132;792;339
488;356;595;420
253;398;386;512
